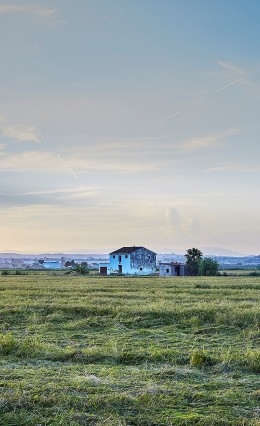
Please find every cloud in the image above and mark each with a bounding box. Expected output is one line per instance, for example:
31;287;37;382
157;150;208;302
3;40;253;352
0;185;99;210
205;162;260;174
24;186;98;201
62;146;160;174
165;208;181;232
164;207;203;243
216;61;247;77
0;147;158;176
2;126;43;143
215;78;243;93
73;159;158;173
181;134;218;151
216;60;257;91
180;128;239;152
0;4;56;16
0;151;58;172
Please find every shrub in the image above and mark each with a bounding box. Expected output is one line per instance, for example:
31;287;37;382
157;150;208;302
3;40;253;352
190;349;217;367
194;283;211;289
0;333;16;355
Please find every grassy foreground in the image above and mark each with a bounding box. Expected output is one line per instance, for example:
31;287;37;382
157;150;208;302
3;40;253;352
0;275;260;425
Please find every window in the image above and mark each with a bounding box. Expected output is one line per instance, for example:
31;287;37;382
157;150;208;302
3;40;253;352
166;268;169;273
118;255;122;262
125;255;128;258
140;267;143;271
113;255;115;259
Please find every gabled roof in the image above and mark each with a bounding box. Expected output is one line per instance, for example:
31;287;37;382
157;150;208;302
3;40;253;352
110;246;143;255
110;246;156;255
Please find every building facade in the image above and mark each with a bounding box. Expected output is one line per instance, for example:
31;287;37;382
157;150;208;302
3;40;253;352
99;246;156;275
159;262;188;276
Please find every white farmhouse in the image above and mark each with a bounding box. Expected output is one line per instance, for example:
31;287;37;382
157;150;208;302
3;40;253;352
99;246;156;275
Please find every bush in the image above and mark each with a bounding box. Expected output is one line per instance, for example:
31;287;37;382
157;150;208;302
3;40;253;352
201;258;219;276
190;349;217;367
0;333;16;355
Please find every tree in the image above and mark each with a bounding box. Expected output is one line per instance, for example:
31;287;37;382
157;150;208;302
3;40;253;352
67;262;89;275
74;263;89;275
201;258;219;276
185;247;203;276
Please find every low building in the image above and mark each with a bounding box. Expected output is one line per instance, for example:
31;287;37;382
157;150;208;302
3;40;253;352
159;262;188;276
99;246;156;275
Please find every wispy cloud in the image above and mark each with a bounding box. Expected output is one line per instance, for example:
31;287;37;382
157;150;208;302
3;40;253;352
215;78;243;93
216;60;247;77
24;186;98;199
68;158;159;173
0;185;99;210
0;151;58;172
161;60;251;124
205;162;260;174
61;143;160;173
0;115;44;143
57;154;79;180
216;60;257;90
2;126;43;143
180;128;239;152
0;4;56;16
160;110;182;123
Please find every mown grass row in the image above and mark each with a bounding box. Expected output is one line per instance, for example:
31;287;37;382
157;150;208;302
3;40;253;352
1;331;260;374
1;275;260;425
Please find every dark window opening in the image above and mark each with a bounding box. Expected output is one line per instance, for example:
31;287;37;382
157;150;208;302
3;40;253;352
166;268;169;273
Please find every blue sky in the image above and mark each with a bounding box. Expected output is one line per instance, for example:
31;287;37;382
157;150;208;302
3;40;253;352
0;0;260;254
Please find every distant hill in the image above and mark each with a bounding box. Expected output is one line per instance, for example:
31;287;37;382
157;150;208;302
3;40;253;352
201;247;245;256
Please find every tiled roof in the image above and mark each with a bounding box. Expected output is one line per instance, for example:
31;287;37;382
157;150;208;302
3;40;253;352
109;246;144;255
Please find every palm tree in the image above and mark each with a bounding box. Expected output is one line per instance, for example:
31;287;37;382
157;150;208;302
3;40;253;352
185;247;203;276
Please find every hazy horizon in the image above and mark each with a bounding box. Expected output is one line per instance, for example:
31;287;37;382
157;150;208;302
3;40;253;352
0;246;257;257
0;1;259;254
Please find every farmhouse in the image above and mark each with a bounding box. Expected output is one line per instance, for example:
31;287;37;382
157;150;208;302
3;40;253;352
99;246;156;275
159;262;188;277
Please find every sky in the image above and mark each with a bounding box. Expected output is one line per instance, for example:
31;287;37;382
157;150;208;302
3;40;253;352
0;0;260;255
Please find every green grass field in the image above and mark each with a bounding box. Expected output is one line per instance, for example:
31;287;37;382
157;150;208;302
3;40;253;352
1;274;260;425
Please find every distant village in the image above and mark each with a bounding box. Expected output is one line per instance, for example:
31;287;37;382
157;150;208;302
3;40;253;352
0;245;259;275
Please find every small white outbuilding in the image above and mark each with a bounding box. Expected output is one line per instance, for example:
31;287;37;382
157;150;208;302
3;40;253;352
159;262;188;276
